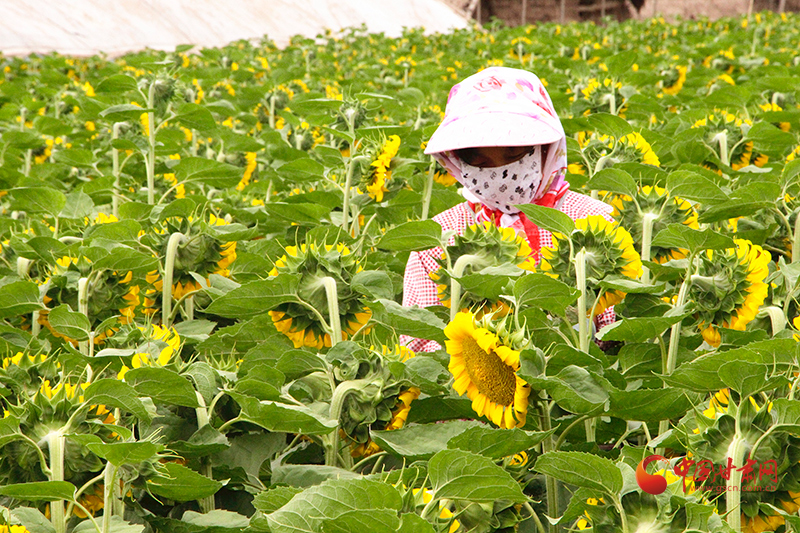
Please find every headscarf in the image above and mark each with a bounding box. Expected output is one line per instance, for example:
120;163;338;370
424;67;570;254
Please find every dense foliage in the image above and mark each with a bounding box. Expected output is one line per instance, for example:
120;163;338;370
0;10;799;533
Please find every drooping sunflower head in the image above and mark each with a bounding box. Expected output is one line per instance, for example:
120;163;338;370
539;215;642;315
661;65;687;96
363;134;401;202
432;221;534;312
268;242;371;349
609;185;699;263
691;111;751;170
142;213;237;315
444;310;531;429
692;239;771;347
578;131;659;170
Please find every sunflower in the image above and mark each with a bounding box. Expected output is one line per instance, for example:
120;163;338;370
432;221;535;312
609;186;699;263
691;112;752;170
661;65;687;96
444;311;530;429
578;131;659;171
350;386;421;457
117;324;181;380
365;135;401;202
539;215;642;316
143;213;237;316
268;242;371;350
692;239;770;347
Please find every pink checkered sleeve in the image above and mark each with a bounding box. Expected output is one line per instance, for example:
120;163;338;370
401;194;619;351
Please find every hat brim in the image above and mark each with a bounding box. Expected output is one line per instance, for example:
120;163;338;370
424;111;564;155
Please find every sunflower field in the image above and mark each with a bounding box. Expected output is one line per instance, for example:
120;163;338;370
0;9;800;533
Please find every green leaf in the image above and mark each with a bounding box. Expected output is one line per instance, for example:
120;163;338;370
3;131;47;150
447;425;554;459
595;313;691;343
515;204;575;236
0;481;75;502
54;148;95;168
320;510;399;533
747;121;797;154
663;339;798;392
718;360;783;399
85;441;164;467
651;224;735;254
429;449;528;503
398;513;436;533
605;50;639;77
608;388;702;421
173;103;218;134
697;198;775;224
174;157;242;188
586;168;638;198
271;464;360;488
0;281;44;319
526;366;610;415
48;304;91;342
83;379;151;422
514;273;579;315
367;299;447;345
94;74;138;93
10;187;66;217
264;203;332;225
350;270;395;300
8;507;55;533
377;220;443;252
666;170;728;205
124;367;200;408
204;274;299;318
265;479;402;533
58;191;95;219
586;113;633;139
92;246;158;273
534;451;622;494
253;486;304;514
276;158;325;182
146;462;222;501
276;350;326;381
229;392;337;435
371;420;482;461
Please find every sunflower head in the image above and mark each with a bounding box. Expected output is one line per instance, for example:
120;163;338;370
539;215;642;315
362;135;401;202
577;131;659;170
432;221;534;312
609;185;699;263
268;242;370;349
444;310;531;429
691;239;770;347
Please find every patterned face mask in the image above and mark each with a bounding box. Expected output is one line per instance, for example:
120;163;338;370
457;146;542;215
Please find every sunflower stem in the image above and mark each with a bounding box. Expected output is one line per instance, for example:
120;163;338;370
450;254;480;322
102;461;117;533
78;277;90;357
327;379;372;467
726;430;747;532
659;266;693;437
714;130;730;167
146;81;156;205
539;399;559;533
195;391;215;512
793;214;800;263
163;232;186;329
111;122;122;219
757;306;786;336
421;155;436;220
575;248;590;354
640;212;658;284
47;430;66;533
321;277;342;346
341;150;356;232
611;495;630;533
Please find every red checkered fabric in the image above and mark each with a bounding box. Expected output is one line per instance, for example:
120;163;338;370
401;191;616;352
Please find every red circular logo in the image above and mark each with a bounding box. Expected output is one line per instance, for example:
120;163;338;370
636;455;669;495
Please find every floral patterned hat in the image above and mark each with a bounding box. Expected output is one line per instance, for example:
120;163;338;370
424;67;565;155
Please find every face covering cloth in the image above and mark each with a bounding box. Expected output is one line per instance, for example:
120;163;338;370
423;67;570;256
